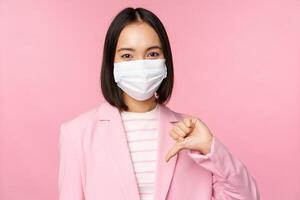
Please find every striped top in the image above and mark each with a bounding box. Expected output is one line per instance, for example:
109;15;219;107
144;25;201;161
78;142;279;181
120;103;160;200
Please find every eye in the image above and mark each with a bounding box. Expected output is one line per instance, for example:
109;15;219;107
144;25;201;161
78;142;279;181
121;54;132;59
147;52;160;58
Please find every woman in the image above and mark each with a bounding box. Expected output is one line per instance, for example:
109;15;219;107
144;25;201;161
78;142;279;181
58;7;260;200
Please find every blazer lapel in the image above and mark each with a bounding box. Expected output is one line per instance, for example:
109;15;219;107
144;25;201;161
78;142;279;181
154;104;180;200
97;102;180;200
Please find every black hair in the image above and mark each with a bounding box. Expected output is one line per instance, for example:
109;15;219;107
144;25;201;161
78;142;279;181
100;7;174;112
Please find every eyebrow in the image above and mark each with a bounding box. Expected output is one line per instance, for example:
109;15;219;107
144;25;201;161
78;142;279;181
116;45;162;52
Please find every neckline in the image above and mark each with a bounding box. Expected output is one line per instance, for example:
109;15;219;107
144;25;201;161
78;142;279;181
121;103;159;115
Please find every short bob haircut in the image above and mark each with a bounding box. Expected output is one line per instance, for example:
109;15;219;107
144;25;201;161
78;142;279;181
100;7;174;112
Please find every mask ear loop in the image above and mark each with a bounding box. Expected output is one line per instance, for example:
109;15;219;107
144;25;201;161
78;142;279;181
155;91;159;99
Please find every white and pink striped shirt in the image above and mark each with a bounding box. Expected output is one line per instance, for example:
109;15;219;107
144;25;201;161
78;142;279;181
120;104;160;200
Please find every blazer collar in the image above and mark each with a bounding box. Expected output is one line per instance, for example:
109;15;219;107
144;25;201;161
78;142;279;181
97;101;180;200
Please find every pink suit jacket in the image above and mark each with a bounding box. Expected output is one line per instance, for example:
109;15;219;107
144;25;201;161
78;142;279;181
58;101;260;200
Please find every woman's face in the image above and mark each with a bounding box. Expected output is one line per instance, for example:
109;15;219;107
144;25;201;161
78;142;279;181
114;21;165;63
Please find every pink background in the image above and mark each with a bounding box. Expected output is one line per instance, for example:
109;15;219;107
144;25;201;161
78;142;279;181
1;0;299;199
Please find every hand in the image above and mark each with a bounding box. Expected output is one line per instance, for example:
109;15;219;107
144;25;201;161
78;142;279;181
165;116;213;162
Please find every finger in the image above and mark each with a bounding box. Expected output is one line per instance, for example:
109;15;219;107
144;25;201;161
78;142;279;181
169;129;183;142
173;125;187;138
183;117;192;128
165;142;184;162
190;118;198;128
177;121;192;134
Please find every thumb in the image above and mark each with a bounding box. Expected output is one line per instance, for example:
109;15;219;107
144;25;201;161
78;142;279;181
165;141;185;162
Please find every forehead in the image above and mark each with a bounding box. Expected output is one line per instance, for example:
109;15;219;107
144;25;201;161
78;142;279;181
116;22;162;49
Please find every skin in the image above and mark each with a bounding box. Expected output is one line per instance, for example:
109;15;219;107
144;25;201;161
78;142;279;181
114;21;213;163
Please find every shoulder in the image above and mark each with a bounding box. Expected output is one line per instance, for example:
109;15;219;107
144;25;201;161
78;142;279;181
59;103;101;143
164;105;193;121
61;104;100;129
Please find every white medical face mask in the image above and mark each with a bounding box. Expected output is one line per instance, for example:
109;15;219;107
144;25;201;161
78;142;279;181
113;58;167;101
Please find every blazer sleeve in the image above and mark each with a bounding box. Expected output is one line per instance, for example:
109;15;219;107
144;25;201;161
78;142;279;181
187;135;260;200
58;123;85;200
